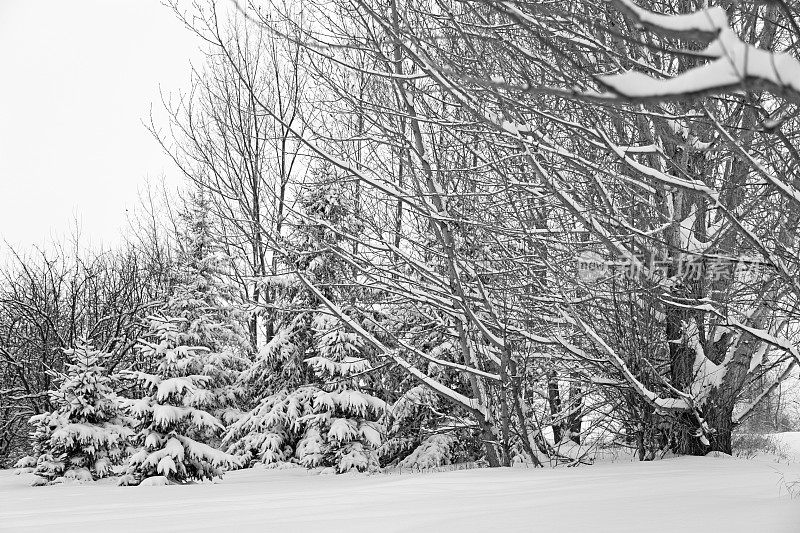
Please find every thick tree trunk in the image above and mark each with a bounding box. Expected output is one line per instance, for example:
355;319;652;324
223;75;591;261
671;394;735;455
565;380;583;445
479;423;502;468
703;397;734;454
547;371;563;444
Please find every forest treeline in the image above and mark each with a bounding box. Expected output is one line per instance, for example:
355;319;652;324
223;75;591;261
2;0;800;481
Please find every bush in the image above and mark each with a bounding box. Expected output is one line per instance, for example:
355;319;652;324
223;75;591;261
731;433;789;460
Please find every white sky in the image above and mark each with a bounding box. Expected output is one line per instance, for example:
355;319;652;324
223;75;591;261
0;0;203;250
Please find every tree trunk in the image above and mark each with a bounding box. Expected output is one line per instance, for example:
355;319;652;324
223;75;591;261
547;371;563;443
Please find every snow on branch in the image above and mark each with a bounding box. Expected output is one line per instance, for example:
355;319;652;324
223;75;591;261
293;269;491;420
598;1;800;103
733;359;797;425
727;318;800;367
609;0;727;40
568;311;692;413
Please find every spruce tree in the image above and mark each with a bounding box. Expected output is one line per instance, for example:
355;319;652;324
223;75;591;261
168;187;251;424
226;170;385;472
301;311;385;472
18;341;131;485
120;315;239;485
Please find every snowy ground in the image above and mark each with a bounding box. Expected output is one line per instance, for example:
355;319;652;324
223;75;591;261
2;442;800;532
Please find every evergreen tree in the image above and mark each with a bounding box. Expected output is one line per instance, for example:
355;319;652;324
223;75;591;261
120;315;239;485
377;307;484;469
226;171;385;472
300;311;385;472
16;341;131;485
168;187;251;424
12;412;60;476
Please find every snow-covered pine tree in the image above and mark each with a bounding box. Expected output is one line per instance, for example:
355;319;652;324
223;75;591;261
16;341;131;485
224;309;318;466
226;168;385;472
167;187;251;425
300;310;385;472
120;315;239;485
377;324;481;470
12;411;60;476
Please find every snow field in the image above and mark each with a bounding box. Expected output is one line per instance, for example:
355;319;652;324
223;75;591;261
1;454;799;532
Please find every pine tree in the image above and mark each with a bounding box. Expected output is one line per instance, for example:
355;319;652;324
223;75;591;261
226;170;385;472
301;311;385;472
168;187;251;425
120;315;239;485
375;305;486;469
17;341;131;485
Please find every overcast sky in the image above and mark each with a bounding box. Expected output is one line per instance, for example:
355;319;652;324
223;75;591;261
0;0;203;250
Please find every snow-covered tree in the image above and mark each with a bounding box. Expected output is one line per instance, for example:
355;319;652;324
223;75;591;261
167;187;251;424
374;303;490;468
226;173;386;472
124;0;800;467
225;314;385;472
300;311;385;471
15;341;131;485
380;383;457;469
120;315;239;485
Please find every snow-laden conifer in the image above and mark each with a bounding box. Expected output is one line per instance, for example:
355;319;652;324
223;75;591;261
120;315;239;485
374;305;489;468
15;341;131;485
167;187;251;425
226;172;385;472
